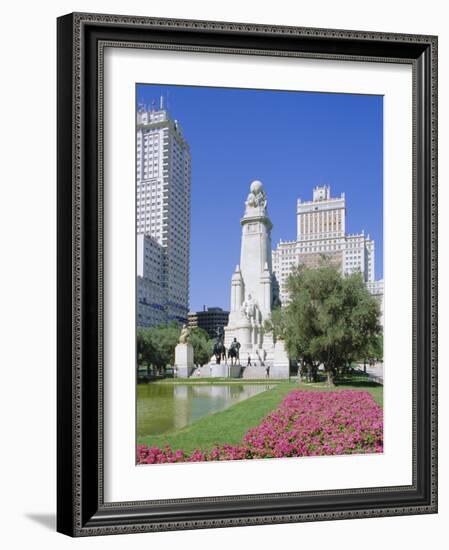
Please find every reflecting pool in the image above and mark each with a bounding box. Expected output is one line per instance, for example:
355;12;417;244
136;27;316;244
137;383;274;438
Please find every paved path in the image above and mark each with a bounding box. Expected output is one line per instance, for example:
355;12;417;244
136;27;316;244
363;363;384;384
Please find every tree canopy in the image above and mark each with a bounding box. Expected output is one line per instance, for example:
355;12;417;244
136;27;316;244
189;327;214;367
271;264;382;386
137;323;213;374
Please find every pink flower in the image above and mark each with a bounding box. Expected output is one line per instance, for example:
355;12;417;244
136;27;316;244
137;390;383;465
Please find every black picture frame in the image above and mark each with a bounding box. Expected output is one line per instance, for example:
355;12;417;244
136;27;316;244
57;12;438;537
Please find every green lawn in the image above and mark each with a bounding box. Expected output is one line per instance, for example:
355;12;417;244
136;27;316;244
137;377;383;453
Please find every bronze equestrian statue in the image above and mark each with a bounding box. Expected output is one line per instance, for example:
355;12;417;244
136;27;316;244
228;337;241;366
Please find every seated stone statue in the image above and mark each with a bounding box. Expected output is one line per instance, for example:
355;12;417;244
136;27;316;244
241;293;259;323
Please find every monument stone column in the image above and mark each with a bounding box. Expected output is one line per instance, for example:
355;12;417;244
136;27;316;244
224;180;276;364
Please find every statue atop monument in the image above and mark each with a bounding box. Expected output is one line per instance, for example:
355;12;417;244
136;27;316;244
178;324;191;344
175;324;194;377
245;180;268;214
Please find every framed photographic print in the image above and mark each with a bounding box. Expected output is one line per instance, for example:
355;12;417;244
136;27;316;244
57;12;438;536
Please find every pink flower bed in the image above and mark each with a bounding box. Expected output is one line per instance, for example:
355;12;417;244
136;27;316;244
137;390;383;465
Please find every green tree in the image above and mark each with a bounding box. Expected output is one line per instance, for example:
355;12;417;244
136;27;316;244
136;324;180;375
363;332;383;369
278;264;381;386
264;307;286;341
136;324;215;376
137;327;156;376
189;327;213;366
151;325;180;373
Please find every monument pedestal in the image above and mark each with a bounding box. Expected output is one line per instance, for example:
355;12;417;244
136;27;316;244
263;331;275;364
271;340;290;379
175;343;194;378
209;363;243;378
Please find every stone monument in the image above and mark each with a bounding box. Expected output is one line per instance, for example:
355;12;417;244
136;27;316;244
224;180;280;371
271;339;290;379
174;324;194;378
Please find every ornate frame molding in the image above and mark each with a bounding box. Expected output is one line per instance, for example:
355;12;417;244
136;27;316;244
57;12;437;537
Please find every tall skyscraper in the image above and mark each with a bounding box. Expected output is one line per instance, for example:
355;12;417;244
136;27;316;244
272;185;380;308
136;98;191;326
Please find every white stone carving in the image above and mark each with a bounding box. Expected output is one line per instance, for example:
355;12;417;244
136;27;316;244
241;293;258;321
245;180;267;213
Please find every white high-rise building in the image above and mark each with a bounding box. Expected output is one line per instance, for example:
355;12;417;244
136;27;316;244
366;279;384;327
272;185;380;308
137;234;166;327
136;98;191;326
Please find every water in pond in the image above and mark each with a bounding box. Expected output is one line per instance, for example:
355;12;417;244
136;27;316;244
137;383;274;438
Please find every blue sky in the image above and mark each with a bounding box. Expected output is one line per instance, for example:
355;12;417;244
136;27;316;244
137;84;383;312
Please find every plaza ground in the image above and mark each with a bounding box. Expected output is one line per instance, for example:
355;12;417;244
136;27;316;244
137;376;383;453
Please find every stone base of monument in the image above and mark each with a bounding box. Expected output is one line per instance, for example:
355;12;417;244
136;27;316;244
271;340;290;379
174;343;194;378
229;365;243;378
269;365;290;379
209;363;243;378
176;366;195;378
242;365;268;379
